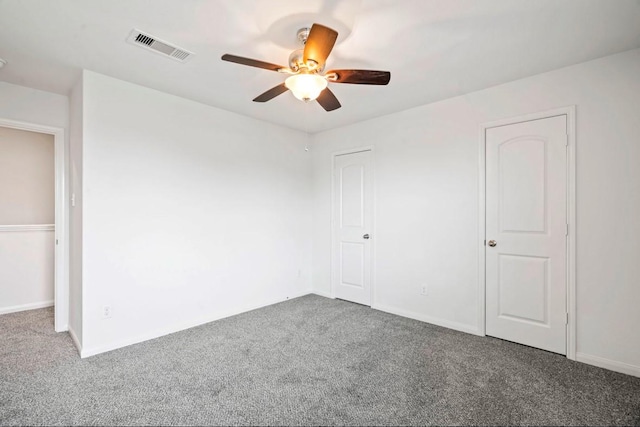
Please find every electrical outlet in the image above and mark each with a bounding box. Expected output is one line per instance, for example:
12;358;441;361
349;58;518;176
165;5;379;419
102;305;112;319
421;284;428;296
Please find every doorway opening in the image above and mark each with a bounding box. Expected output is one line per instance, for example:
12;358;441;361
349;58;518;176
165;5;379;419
0;119;68;332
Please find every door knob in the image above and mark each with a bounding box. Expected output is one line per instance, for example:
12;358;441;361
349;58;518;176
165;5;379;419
488;240;497;247
363;234;370;239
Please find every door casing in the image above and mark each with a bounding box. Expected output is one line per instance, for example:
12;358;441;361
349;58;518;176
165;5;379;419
0;118;68;332
478;106;576;360
330;146;376;306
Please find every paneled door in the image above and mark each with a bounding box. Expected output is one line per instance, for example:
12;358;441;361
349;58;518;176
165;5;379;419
486;115;568;354
332;150;373;306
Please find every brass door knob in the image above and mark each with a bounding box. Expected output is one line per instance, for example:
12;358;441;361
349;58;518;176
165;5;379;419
488;240;497;247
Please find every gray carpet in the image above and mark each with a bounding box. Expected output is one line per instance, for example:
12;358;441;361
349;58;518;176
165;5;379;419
1;295;639;426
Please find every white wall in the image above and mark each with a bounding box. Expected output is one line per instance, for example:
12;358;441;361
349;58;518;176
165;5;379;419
0;82;68;128
79;71;312;356
311;49;640;375
0;229;55;314
69;77;83;346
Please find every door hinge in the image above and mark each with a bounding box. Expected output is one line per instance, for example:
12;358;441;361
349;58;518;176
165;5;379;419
565;312;569;325
56;239;59;245
566;133;569;146
484;239;486;246
566;223;569;236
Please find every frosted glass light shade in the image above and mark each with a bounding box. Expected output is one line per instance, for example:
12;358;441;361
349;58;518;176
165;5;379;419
285;74;328;101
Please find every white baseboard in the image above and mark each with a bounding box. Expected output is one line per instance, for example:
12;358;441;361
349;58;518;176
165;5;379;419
68;326;82;354
80;290;312;358
372;303;481;336
311;290;333;299
576;352;640;378
0;300;54;315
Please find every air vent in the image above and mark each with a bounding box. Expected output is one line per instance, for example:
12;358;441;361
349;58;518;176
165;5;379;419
127;29;194;63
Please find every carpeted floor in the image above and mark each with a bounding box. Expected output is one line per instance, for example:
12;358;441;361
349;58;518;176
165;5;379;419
1;295;639;426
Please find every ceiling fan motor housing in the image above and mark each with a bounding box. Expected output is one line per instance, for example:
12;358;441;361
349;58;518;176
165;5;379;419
289;27;323;73
289;48;323;73
296;27;310;45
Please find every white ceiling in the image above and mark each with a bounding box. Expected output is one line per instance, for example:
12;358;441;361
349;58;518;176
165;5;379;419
1;0;640;133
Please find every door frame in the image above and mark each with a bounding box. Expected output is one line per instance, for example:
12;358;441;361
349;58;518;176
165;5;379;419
330;146;376;305
0;118;68;332
477;106;576;360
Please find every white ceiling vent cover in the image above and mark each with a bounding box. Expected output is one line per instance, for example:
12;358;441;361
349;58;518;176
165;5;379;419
127;29;194;63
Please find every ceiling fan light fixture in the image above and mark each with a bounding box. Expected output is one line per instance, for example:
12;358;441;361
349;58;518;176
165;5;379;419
221;23;390;111
285;73;328;102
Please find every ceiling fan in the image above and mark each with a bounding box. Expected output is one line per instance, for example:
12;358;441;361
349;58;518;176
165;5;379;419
221;23;390;112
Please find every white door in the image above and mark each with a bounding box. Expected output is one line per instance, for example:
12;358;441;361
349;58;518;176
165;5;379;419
332;150;373;305
485;115;567;354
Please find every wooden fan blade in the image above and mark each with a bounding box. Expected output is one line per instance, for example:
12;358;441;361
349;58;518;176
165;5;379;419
326;69;391;85
303;24;338;67
316;88;341;112
253;83;289;102
221;54;286;72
